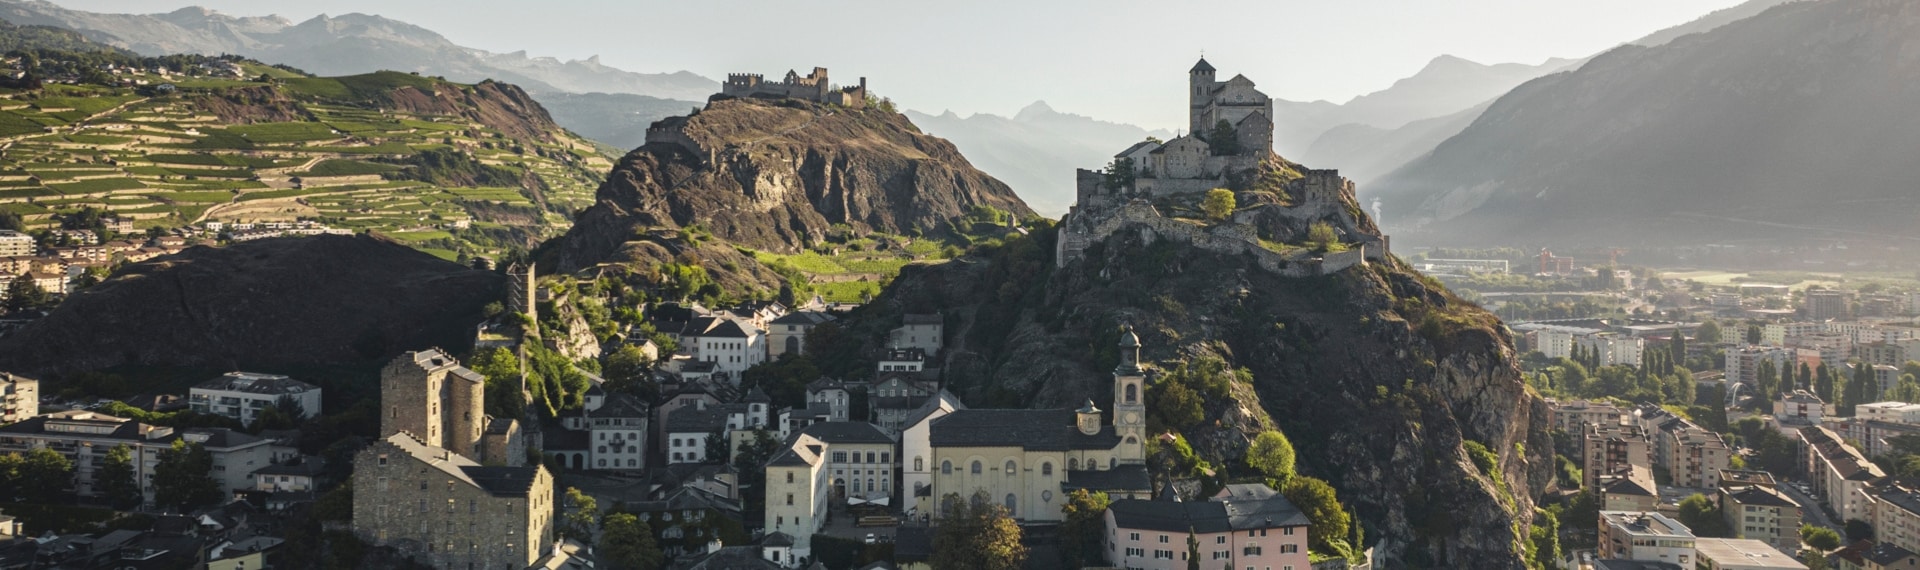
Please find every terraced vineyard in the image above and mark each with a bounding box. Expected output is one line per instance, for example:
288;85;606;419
0;72;612;260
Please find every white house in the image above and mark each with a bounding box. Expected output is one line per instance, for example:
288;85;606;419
901;390;963;517
684;316;767;380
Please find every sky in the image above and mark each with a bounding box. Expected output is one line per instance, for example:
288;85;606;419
53;0;1750;129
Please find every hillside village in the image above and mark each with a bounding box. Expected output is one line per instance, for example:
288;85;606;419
0;12;1916;570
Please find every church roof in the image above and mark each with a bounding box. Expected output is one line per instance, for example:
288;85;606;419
1063;464;1153;494
930;409;1122;451
1190;58;1215;73
1114;140;1161;159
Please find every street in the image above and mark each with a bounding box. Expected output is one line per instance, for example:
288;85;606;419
1777;480;1843;534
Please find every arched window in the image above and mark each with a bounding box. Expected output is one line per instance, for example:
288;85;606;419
1005;460;1017;476
1110;457;1117;469
971;461;982;475
1069;458;1079;470
1006;493;1017;513
941;461;952;475
1125;436;1138;445
915;457;924;471
1042;462;1053;476
1125;384;1138;403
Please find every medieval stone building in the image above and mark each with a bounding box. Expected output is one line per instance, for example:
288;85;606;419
379;349;523;466
351;433;554;569
1053;59;1388;269
721;66;867;108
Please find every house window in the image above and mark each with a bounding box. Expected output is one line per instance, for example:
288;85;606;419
1069;458;1079;470
786;494;794;505
1126;384;1137;403
1042;462;1053;476
971;461;982;474
915;457;924;471
787;472;795;484
942;461;952;475
1280;544;1299;553
1160;535;1169;543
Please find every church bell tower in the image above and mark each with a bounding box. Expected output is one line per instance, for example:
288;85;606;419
1189;57;1217;137
1114;325;1147;464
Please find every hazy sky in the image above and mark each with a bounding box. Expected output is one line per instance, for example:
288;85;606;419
54;0;1749;128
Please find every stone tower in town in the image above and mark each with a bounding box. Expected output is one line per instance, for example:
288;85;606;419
1114;326;1147;464
381;349;487;461
1189;58;1218;136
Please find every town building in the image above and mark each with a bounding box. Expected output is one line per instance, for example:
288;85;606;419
768;311;834;358
574;388;649;471
1600;465;1659;512
1806;290;1851;322
0;372;36;425
621;486;743;560
927;328;1151;522
763;432;830;561
380;350;486;461
350;433;554;570
869;372;939;432
1550;399;1629;433
797;421;894;504
1870;485;1920;556
683;315;768;379
1599;511;1697;567
666;406;728;465
1716;482;1801;551
1636;406;1731;489
804;378;853;423
1727;346;1794;387
1584;422;1653;491
889;314;944;354
1692;538;1807;570
721;67;867;108
0;411;168;502
1103;483;1310;570
1852;543;1919;570
0;230;32;257
189;372;322;425
1802;425;1886;523
901;390;964;517
1763;323;1826;347
1775;390;1829;426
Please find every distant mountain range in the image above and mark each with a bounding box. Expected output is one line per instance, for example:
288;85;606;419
0;1;718;100
905;102;1173;216
1368;0;1920;247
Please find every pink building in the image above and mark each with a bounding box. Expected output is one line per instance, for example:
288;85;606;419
1105;484;1310;570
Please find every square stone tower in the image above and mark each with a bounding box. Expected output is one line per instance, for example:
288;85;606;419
381;349;487;461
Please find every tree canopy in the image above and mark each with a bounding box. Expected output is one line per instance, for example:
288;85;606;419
932;492;1027;570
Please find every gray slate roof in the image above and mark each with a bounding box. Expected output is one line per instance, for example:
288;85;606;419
800;421;892;444
929;409;1122;451
1063;464;1152;494
1107;490;1308;534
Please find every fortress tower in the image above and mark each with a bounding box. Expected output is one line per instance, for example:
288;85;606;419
381;349;487;462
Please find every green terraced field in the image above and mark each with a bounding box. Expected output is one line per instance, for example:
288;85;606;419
0;71;611;260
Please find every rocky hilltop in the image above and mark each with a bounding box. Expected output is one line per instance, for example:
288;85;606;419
841;160;1550;568
0;234;503;377
546;96;1032;274
1371;0;1920;246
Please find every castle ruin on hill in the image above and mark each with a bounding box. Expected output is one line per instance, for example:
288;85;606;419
644;66;867;166
1056;58;1388;272
721;66;868;108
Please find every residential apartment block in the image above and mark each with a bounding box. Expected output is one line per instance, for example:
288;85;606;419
1803;425;1886;523
1599;511;1697;568
189;372;322;425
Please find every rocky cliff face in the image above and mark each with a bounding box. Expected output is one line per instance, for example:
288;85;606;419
856;170;1549;568
0;234;503;377
545;97;1033;273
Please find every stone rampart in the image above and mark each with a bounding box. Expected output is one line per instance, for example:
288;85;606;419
1059;201;1366;277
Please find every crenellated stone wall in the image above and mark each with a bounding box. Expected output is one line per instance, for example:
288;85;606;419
1059;201;1367;277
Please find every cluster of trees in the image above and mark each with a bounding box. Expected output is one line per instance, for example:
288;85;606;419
554;487;664;570
931;492;1028;570
1531;354;1698;411
1201;189;1235;221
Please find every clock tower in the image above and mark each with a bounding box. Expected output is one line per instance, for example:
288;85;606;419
1113;325;1147;464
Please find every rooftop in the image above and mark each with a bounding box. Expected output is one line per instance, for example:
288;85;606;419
929;408;1123;451
799;421;892;445
193;372;318;395
1601;511;1695;539
1108;487;1308;534
1694;538;1807;569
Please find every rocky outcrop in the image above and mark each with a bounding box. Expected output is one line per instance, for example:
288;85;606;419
187;85;310;124
0;234;504;377
373;80;560;143
545;97;1033;273
851;164;1548;567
